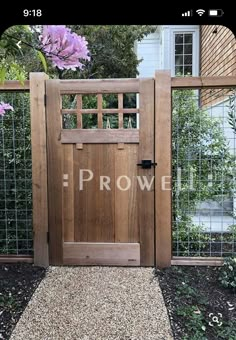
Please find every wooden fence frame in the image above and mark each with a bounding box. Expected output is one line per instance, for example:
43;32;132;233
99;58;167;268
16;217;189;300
0;73;236;267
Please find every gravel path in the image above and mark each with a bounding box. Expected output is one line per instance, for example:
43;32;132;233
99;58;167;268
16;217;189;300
10;267;173;340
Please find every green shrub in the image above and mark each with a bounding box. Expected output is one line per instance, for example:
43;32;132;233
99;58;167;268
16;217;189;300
176;305;207;340
216;321;236;340
227;224;236;243
219;257;236;292
173;216;210;256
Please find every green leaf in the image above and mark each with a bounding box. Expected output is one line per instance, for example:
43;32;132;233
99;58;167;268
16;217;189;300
22;25;31;31
11;63;26;85
17;72;25;86
0;67;6;84
37;50;47;72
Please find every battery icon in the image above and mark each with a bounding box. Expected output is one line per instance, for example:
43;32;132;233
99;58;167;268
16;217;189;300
209;9;224;17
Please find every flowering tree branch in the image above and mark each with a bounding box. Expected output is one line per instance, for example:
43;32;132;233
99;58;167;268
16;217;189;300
2;26;90;79
0;26;91;115
0;102;14;116
39;26;90;71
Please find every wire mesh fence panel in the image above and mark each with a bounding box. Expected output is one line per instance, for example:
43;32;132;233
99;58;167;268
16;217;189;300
172;88;236;257
0;92;33;255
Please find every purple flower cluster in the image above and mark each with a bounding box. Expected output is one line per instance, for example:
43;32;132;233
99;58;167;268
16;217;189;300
0;102;14;117
39;25;90;70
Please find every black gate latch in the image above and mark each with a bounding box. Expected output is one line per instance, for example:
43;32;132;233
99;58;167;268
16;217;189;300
137;160;157;169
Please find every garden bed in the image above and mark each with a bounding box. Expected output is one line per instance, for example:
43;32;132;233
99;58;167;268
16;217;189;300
0;263;46;340
155;266;236;340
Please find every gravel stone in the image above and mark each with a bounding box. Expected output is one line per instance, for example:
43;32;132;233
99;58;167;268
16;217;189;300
10;267;173;340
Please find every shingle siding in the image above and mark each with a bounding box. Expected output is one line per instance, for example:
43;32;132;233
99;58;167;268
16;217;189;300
200;25;236;107
200;25;236;77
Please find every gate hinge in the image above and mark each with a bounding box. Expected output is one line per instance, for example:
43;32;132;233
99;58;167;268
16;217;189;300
47;231;50;243
44;94;47;106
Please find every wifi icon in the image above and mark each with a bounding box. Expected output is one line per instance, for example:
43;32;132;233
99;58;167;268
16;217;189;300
196;9;205;16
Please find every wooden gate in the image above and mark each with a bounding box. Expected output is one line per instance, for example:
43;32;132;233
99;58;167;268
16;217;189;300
46;78;156;266
30;73;236;268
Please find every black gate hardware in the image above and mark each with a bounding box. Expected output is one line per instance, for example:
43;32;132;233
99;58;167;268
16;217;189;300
137;160;157;169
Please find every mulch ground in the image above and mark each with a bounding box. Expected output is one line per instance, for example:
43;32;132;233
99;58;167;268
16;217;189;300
1;263;235;340
0;263;46;340
155;266;236;340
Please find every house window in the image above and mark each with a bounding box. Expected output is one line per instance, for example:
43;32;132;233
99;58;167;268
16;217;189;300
174;33;193;76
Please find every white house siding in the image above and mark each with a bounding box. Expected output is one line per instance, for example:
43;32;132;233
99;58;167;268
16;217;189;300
137;25;200;77
136;31;161;77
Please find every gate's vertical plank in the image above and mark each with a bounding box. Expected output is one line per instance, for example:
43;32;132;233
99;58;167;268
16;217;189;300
101;144;115;241
74;145;89;242
87;144;101;241
87;144;115;242
115;147;129;242
46;79;63;265
155;71;172;268
30;72;49;267
138;78;155;266
127;145;139;242
115;145;138;242
63;144;74;241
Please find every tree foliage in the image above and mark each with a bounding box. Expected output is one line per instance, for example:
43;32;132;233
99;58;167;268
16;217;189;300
67;25;157;79
0;25;157;81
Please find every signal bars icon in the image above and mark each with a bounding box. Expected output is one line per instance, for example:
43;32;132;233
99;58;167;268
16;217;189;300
182;10;192;17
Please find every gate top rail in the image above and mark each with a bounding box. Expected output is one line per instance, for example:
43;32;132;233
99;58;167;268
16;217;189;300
58;78;141;94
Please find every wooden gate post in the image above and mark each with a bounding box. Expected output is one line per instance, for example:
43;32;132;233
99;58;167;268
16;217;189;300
155;71;172;268
30;72;49;267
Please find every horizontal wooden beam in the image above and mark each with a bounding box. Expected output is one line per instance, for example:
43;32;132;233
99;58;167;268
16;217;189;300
60;78;139;94
61;129;139;143
63;242;140;266
61;108;139;114
0;80;30;91
171;256;223;266
0;255;33;263
171;76;236;89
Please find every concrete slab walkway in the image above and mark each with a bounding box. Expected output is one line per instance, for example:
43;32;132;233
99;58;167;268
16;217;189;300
10;267;173;340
